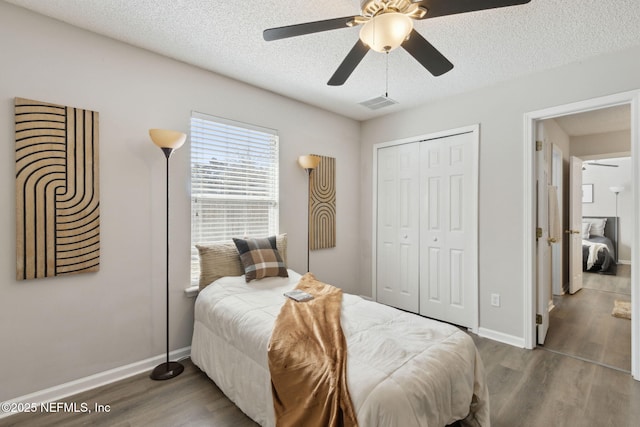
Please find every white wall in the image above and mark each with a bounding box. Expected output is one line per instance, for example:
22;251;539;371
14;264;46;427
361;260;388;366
360;45;640;340
582;157;633;262
0;2;360;402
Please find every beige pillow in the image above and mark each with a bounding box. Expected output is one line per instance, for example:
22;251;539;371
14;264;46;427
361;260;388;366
196;233;288;290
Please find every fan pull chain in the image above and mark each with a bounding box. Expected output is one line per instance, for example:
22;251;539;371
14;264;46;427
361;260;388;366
385;51;389;98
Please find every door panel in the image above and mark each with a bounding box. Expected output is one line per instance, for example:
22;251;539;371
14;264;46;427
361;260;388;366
569;156;583;294
419;132;477;328
376;144;420;312
428;247;441;302
536;131;551;345
450;249;464;306
551;145;564;295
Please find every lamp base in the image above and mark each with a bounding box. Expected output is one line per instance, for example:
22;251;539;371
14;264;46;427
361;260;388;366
150;361;184;381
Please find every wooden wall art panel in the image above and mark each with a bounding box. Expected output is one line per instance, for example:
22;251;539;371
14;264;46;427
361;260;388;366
15;98;100;280
310;154;336;250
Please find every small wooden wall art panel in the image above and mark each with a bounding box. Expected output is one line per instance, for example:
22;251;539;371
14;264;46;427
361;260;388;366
15;98;100;280
310;154;336;250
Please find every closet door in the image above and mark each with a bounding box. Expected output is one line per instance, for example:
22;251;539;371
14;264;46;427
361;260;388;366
419;132;477;328
376;143;420;312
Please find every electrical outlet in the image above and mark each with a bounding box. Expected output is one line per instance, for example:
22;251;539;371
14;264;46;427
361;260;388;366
491;293;500;307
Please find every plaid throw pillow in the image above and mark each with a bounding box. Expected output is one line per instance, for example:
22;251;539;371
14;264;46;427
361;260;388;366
233;236;288;282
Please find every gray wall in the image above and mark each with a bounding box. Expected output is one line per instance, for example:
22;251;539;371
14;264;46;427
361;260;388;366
582;157;633;262
0;2;361;401
360;45;640;340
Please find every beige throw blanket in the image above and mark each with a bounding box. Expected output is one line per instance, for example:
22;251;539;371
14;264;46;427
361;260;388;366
268;273;358;427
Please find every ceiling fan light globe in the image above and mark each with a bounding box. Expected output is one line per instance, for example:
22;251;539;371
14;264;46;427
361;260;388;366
359;12;413;53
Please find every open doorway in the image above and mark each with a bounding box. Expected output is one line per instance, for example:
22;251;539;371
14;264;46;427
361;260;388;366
545;151;632;371
523;90;640;380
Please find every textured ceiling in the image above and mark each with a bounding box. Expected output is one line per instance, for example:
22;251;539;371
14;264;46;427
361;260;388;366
5;0;640;121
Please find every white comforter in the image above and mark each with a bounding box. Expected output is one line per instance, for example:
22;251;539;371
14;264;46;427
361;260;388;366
191;270;489;427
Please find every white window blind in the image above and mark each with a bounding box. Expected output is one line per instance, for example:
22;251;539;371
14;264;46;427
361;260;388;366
190;112;279;284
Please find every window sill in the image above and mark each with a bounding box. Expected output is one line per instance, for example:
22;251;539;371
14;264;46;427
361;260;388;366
184;285;199;298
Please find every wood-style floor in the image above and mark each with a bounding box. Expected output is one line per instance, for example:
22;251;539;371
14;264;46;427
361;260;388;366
6;334;640;427
544;264;632;371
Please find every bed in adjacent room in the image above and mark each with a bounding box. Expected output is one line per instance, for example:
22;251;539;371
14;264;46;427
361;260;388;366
582;216;617;275
190;236;489;427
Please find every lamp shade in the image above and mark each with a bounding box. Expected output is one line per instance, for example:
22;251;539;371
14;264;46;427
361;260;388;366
609;186;625;194
149;129;186;150
359;12;413;53
298;155;321;170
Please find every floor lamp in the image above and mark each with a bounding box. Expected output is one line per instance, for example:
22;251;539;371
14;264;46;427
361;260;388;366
149;128;186;381
298;155;321;272
609;186;624;263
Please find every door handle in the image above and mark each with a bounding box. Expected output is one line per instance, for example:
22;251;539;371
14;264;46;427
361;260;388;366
548;237;558;244
564;229;580;234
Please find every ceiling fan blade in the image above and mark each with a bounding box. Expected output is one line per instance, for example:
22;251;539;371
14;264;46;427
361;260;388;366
589;163;618;167
402;30;453;76
327;39;370;86
417;0;531;19
264;16;359;41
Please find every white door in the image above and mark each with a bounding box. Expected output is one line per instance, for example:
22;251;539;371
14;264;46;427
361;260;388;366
551;145;563;296
536;133;551;345
419;132;478;328
569;156;583;294
376;143;420;312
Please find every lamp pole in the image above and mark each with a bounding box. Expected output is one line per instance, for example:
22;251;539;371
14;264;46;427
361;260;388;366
305;167;313;272
614;191;620;262
298;155;321;273
609;186;624;263
149;129;186;381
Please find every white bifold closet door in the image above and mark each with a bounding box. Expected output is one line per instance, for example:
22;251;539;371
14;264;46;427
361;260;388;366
376;130;477;329
418;133;477;328
376;143;420;313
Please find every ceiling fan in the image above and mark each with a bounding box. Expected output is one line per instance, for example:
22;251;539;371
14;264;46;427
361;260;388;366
583;161;619;169
263;0;532;86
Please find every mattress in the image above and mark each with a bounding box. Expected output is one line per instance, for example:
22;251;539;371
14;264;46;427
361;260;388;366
191;270;489;427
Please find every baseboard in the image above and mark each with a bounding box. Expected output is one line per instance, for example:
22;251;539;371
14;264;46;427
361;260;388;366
478;327;526;348
0;346;191;420
619;260;631;265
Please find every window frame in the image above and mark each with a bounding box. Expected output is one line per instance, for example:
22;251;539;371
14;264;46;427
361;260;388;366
190;112;280;285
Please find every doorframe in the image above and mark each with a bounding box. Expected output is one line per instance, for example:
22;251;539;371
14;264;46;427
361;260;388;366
371;124;480;333
523;90;640;379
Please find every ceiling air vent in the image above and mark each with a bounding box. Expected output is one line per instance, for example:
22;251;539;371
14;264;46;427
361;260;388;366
359;95;398;110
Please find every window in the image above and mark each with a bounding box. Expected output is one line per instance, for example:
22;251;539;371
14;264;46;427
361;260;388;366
190;112;279;284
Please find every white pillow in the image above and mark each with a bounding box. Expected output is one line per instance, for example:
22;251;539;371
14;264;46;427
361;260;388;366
584;218;606;237
581;222;592;239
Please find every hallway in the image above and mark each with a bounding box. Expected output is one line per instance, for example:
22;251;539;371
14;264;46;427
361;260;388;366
543;265;631;371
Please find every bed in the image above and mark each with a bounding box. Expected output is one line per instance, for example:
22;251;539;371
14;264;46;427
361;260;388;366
191;238;489;427
582;216;617;275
